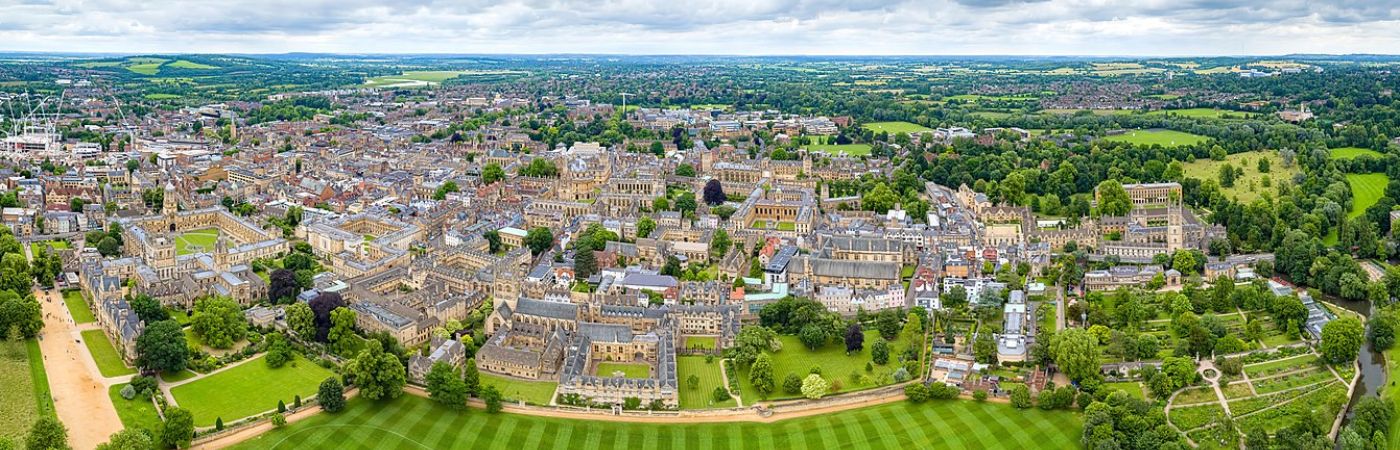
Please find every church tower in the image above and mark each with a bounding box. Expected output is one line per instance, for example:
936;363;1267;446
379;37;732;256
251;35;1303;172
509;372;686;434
162;181;178;216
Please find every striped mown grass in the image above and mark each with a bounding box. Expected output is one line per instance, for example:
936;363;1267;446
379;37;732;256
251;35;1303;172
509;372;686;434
229;393;1081;449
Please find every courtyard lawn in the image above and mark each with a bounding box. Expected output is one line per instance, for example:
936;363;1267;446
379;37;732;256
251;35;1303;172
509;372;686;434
0;340;49;439
175;228;221;255
80;329;137;377
170;354;334;427
735;330;917;402
228;394;1082;450
1346;173;1389;219
595;362;651;379
862;121;932;135
677;356;736;409
62;289;95;324
1101;129;1208;147
479;373;558;406
683;336;717;351
1329;147;1384;160
1181;151;1298;204
108;384;163;435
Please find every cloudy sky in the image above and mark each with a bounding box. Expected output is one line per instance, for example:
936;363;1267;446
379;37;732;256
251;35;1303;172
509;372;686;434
2;0;1398;55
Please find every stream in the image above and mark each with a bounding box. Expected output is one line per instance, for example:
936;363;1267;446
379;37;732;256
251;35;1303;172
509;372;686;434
1325;296;1385;424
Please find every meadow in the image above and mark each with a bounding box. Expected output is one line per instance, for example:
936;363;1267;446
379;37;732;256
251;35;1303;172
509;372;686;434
0;340;51;439
1329;147;1384;160
170;354;334;427
227;394;1082;450
1101;129;1208;147
1180;151;1296;204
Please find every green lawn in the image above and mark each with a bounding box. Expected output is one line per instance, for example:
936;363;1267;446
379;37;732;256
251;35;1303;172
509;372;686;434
62;289;95;324
479;373;558;406
1329;147;1384;160
1385;345;1400;449
1181;151;1297;204
735;330;917;402
162;369;199;382
595;362;651;379
0;340;49;439
677;356;736;409
683;336;717;351
80;329;137;377
806;143;873;157
170;354;334;427
1102;129;1208;147
862;121;932;135
1346;173;1389;219
108;384;163;435
1103;381;1146;400
176;228;221;255
227;394;1082;450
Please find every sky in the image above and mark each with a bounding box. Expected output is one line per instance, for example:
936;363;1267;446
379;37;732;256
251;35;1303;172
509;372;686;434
1;0;1399;55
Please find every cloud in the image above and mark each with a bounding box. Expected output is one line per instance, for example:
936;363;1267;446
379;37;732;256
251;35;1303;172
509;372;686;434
0;0;1396;54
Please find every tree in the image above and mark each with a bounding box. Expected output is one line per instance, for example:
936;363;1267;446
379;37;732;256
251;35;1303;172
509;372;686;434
481;163;505;184
973;332;997;365
349;339;405;400
481;385;503;413
844;322;865;353
96;428;153;450
433;180;461;200
268;269;299;304
800;374;828;399
573;249;598;280
483;231;502;253
308;291;345;342
783;373;803;394
798;323;827;350
317;377;346;413
426;362;468;409
871;338;891;365
191;296;246;349
861;182;898;214
636;216;655;239
1051;328;1100;383
25;417;68;450
709;229;731;258
96;236;121;257
265;332;294;368
160;407;194;449
1095;180;1131;217
128;294;167;323
463;359;481;397
135;320;188;373
687;374;700;390
712;386;730;403
674;192;697;215
1009;384;1032;408
1320;317;1365;364
702;179;725;206
525;227;554;255
750;353;776;397
675;164;696;177
285;302;315;339
876;310;902;339
942;286;968;310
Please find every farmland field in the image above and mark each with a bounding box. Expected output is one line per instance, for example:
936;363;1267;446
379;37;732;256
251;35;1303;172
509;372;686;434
1101;129;1208;147
227;394;1082;450
676;356;736;409
1346;173;1389;219
1330;147;1385;160
1181;151;1296;203
862;121;931;134
170;354;334;427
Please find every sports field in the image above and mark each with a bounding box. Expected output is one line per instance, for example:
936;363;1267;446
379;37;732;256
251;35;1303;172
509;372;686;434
0;340;51;439
1329;147;1384;160
480;373;558;406
735;330;916;401
1180;151;1296;204
63;289;95;324
862;121;931;134
80;329;137;377
1346;173;1389;219
596;362;650;379
677;356;735;409
176;228;221;255
227;394;1081;450
1101;129;1208;147
170;354;334;427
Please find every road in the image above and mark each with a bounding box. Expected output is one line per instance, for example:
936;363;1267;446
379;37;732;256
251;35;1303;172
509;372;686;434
35;288;124;449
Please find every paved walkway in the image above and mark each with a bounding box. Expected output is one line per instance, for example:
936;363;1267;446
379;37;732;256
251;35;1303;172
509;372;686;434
36;288;124;450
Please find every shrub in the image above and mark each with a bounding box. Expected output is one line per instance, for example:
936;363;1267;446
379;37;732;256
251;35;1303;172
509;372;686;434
119;384;137;400
712;386;731;403
782;373;803;394
973;390;988;402
892;367;910;382
215;417;224;431
904;383;928;403
801;374;828;399
271;413;287;428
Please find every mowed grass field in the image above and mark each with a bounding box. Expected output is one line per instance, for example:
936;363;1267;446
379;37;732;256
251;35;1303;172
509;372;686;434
735;330;916;402
1102;129;1208;147
862;121;931;135
480;373;558;406
0;340;51;439
62;289;95;324
1329;147;1385;160
595;362;650;379
170;354;334;427
176;228;221;255
677;356;736;409
228;394;1082;450
1181;151;1297;203
1346;173;1389;219
80;329;137;377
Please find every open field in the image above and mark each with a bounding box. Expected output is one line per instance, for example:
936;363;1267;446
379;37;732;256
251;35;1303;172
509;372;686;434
176;227;221;255
1181;151;1297;203
596;362;650;379
1101;129;1208;147
144;93;183;100
1145;108;1254;119
862;121;931;134
108;383;163;435
0;340;49;439
1346;173;1389;219
227;394;1082;450
735;330;916;402
170;354;334;427
80;329;137;377
480;373;558;406
364;71;481;88
1329;147;1385;160
125;58;169;75
167;59;218;69
806;143;873;157
62;289;95;324
677;356;736;409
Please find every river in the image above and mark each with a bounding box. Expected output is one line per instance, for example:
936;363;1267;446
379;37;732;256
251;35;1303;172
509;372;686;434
1325;296;1385;424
